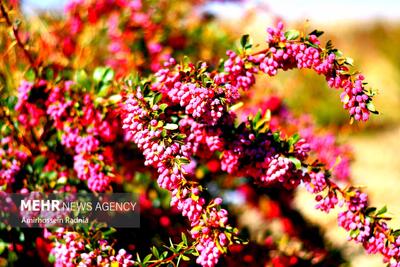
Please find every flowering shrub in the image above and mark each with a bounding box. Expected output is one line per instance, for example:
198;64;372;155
0;1;397;267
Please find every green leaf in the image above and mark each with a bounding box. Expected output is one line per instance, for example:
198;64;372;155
181;233;188;246
215;239;227;253
183;55;190;66
366;102;378;114
46;171;58;181
240;34;251;49
161;129;167;138
229;102;244;111
272;132;281;142
350;228;360;238
103;68;114;83
169;237;175;249
376;205;387;216
97;84;110;97
45;68;54;80
309;29;324;37
325;40;334;50
191;250;199;257
143;254;152;264
6;96;17;109
159;103;168;112
103;227;117;237
345;57;354;66
191;194;199;201
176;133;186;140
179;158;190;164
288;133;300;147
365;207;377;215
392;229;400;237
164;123;179;130
254;110;271;131
25;68;36;82
181;255;190;261
0;240;5;255
26;164;33;174
108;94;122;104
171;115;179;123
136;253;142;263
153;93;162;105
93;67;107;83
75;70;91;89
48;253;55;264
288;156;302;169
151;246;160;259
175;243;183;252
284;30;300;40
334;50;343;58
251;110;262;128
33;155;47;172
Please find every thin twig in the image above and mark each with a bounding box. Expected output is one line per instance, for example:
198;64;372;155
148;245;195;267
251;48;269;56
0;0;38;76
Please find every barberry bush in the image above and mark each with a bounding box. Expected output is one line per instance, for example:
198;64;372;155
0;0;397;267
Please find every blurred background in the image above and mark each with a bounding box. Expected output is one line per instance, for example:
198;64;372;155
19;0;400;266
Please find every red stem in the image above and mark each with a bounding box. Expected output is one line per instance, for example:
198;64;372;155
147;246;195;267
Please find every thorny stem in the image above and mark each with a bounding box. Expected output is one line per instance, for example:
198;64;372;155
0;0;38;76
251;48;269;56
147;245;196;267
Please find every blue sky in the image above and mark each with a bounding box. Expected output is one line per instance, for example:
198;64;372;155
23;0;400;22
23;0;66;13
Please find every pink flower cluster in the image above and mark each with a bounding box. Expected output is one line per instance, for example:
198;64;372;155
15;80;46;128
190;199;229;267
314;191;339;213
305;171;327;194
336;74;371;121
73;153;111;192
49;228;134;267
154;60;226;124
262;155;291;183
51;230;84;267
337;190;370;243
122;87;233;267
214;121;307;190
223;22;375;121
171;187;204;223
14;79;118;192
240;98;352;182
214;50;258;101
338;210;372;243
0;137;28;186
135;41;382;264
307;178;400;265
122;92;189;189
